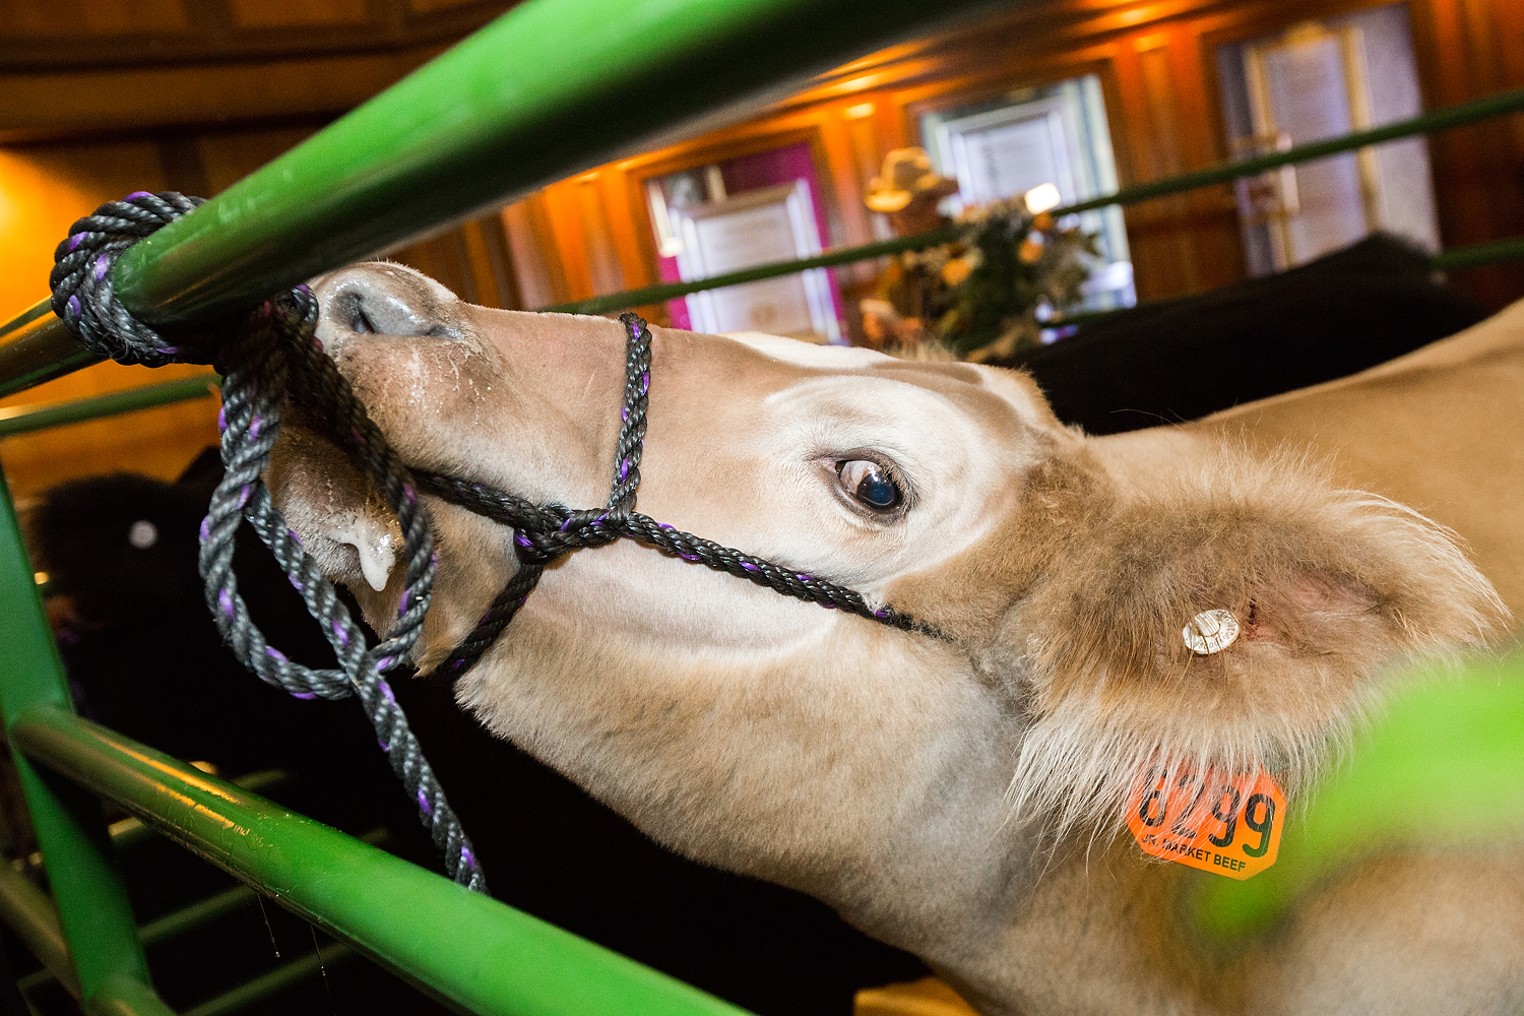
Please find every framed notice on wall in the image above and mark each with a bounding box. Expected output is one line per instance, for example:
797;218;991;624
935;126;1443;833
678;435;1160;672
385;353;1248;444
929;96;1080;209
1244;22;1376;268
670;181;841;342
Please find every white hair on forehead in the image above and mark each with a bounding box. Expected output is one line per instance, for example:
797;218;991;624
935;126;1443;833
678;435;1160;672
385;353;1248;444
720;330;888;368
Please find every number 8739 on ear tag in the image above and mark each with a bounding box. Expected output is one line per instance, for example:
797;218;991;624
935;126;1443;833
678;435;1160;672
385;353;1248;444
1125;767;1286;879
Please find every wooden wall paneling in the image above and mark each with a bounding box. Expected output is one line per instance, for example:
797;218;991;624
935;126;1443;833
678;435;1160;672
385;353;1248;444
608;157;675;321
456;215;520;309
155;136;212;199
0;140;164;314
819;100;885;301
0;0;191;36
392;227;479;301
570;174;626;300
225;0;375;29
0;137;212;496
593;165;643;290
0;52;419;141
499;196;570;310
1408;0;1524;306
539;180;598;301
842;98;890;222
0;0;497;71
1114;31;1205;299
1495;0;1524;89
193;125;317;194
405;0;503;15
1166;24;1247;292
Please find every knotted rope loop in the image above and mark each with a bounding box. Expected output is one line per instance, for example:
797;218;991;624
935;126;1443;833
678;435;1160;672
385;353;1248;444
512;506;624;563
49;192;486;894
50;192;208;368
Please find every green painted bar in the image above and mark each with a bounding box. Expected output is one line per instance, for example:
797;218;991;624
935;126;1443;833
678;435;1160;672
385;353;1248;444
1063;85;1524;215
11;706;753;1016
2;54;1521;385
0;859;81;998
0;473;171;1015
0;0;1006;395
0;312;93;400
0;299;52;337
1431;235;1524;272
6;224;1523;436
109;0;1007;328
0;374;220;438
87;974;179;1016
185;946;354;1016
542;226;964;315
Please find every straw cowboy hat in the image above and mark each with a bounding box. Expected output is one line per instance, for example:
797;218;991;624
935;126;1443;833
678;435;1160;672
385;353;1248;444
865;148;959;213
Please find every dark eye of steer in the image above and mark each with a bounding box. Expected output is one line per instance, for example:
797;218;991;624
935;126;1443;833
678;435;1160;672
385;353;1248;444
835;457;905;515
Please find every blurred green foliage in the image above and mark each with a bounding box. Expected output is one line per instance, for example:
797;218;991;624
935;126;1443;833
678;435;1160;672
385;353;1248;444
1187;649;1524;939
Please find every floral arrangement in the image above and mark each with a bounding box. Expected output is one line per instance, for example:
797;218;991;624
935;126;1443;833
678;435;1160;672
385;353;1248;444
932;198;1098;360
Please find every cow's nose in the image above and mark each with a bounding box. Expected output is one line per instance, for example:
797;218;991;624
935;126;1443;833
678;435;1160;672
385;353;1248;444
312;266;460;354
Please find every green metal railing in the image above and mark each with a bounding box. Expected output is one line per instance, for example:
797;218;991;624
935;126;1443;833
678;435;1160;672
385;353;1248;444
0;374;220;439
1;1;1522;1013
0;0;1008;399
544;85;1524;317
9;81;1519;449
0;0;1012;1012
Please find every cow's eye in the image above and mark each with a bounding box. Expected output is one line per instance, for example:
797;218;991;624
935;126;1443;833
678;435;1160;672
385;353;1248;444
836;459;904;513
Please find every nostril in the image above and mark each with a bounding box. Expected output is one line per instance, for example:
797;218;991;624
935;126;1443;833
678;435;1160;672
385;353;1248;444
337;291;374;334
317;267;459;341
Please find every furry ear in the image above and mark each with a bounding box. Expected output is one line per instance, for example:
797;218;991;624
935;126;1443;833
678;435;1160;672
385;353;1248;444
1001;454;1508;836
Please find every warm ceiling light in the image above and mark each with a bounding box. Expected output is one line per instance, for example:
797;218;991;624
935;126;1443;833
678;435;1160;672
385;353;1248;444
845;102;876;120
1024;182;1062;214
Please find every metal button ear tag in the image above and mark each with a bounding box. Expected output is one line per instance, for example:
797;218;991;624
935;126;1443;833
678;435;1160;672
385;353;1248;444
1183;609;1240;655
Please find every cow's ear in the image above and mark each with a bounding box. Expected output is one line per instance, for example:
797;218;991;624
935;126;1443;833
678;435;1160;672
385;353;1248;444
997;457;1506;834
1026;460;1505;712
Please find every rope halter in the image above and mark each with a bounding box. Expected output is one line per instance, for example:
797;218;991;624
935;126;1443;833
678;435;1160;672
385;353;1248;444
413;312;943;680
49;190;944;891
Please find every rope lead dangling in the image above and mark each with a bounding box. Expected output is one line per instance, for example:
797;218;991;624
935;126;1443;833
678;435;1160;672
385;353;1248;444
50;191;488;894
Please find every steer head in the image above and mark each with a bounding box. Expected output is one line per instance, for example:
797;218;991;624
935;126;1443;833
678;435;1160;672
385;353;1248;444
267;263;1505;945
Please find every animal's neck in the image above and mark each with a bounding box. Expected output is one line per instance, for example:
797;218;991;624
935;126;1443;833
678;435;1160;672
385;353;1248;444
928;839;1253;1016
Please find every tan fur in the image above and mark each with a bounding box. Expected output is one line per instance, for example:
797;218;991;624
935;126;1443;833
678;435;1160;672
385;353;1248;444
267;263;1522;1016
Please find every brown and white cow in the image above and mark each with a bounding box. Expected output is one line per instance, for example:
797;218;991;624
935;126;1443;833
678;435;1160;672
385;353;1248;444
269;262;1523;1016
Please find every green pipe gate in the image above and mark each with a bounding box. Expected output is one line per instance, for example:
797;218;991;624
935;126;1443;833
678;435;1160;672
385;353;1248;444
1;1;1522;1014
0;2;1015;1012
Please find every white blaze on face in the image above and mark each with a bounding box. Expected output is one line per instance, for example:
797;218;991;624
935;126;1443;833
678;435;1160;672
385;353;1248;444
500;328;1052;655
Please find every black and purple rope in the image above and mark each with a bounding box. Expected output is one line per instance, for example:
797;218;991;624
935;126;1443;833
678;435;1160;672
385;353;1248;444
48;191;946;887
413;313;943;682
50;191;486;893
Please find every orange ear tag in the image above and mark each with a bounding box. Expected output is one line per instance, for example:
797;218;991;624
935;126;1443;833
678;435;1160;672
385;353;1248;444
1125;766;1285;879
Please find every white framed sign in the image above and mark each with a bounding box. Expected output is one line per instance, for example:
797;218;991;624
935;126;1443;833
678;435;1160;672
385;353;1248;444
1244;23;1375;268
930;96;1080;211
670;181;840;342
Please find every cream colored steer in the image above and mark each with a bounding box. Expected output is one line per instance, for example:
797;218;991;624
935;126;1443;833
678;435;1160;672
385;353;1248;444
268;262;1522;1016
